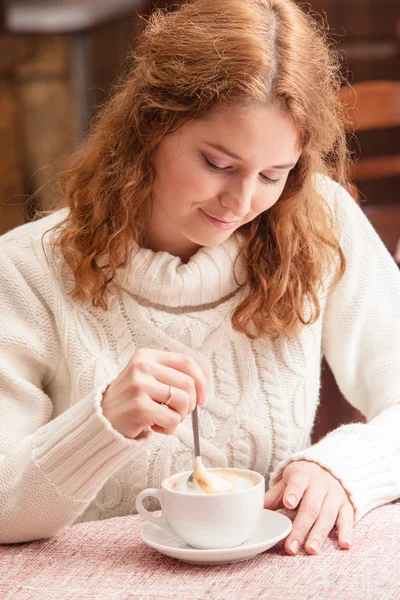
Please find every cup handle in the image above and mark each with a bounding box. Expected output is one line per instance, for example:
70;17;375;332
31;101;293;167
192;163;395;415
135;488;174;534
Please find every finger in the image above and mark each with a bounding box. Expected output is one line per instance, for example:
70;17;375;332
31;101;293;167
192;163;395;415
304;494;340;555
147;400;181;435
200;364;210;378
151;424;178;435
151;425;165;434
145;360;209;426
336;502;354;550
282;469;310;510
140;368;193;418
284;486;326;555
151;351;208;404
264;480;286;511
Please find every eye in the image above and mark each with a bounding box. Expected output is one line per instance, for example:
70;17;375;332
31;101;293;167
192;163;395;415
202;153;282;185
259;174;281;186
202;154;227;172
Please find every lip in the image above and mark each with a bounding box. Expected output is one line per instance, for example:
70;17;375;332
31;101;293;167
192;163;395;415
201;210;240;230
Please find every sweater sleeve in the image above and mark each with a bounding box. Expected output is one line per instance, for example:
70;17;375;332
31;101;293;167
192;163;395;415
0;245;147;544
269;179;400;522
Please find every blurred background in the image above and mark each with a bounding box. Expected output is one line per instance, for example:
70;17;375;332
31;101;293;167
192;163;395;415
0;0;399;440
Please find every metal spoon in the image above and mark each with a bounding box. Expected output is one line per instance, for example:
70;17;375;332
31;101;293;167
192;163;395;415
187;404;201;485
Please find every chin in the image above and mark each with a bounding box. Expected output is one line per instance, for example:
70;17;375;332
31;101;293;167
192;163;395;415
185;228;235;248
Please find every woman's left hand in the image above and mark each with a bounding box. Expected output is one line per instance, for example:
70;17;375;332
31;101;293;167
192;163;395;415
264;460;354;555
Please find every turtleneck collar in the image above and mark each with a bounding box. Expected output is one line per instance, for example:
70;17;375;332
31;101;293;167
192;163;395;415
118;234;247;308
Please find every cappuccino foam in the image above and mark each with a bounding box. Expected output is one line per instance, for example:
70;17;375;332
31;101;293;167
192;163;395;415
167;466;260;495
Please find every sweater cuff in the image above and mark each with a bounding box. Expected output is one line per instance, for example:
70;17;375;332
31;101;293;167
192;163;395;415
31;378;149;502
269;424;397;522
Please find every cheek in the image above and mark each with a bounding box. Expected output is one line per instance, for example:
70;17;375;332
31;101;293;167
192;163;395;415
163;165;188;194
153;163;190;213
252;187;284;215
158;160;217;208
176;160;218;196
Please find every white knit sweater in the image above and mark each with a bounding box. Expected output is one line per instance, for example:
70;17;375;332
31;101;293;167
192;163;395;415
0;177;399;544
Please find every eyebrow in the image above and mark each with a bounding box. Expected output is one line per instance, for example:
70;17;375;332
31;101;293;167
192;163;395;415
204;142;297;170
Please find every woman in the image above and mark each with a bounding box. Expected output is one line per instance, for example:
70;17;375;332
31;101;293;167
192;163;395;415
1;0;399;555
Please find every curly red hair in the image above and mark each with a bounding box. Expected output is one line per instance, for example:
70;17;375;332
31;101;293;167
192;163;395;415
50;0;348;338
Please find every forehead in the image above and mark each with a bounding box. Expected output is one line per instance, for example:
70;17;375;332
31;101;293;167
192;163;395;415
179;102;302;164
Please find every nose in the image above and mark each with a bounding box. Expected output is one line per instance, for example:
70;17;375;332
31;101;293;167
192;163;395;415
219;180;254;219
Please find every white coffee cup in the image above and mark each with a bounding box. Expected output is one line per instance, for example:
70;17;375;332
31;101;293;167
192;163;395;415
135;467;265;549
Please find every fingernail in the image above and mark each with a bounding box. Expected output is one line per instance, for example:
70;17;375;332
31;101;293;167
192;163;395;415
309;540;320;553
286;494;297;508
289;540;300;554
343;538;352;549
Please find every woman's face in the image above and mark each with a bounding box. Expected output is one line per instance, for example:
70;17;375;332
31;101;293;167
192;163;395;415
146;102;301;261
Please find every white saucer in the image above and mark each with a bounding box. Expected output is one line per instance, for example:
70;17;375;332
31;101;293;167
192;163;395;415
139;509;292;565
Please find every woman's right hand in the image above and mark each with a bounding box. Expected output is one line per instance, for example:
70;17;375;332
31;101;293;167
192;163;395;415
101;348;208;439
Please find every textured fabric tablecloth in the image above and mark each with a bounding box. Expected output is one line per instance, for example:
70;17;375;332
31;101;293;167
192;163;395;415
1;503;399;600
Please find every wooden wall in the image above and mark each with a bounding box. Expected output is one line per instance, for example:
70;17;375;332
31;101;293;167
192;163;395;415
0;8;143;235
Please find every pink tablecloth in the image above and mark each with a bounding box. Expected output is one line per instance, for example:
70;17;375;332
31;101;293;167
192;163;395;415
1;503;400;600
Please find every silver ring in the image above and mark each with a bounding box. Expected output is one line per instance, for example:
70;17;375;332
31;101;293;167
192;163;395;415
164;386;174;407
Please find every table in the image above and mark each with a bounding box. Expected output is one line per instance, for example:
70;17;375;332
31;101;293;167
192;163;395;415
1;503;399;600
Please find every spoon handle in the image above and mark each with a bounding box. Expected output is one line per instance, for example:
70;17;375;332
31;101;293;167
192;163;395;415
191;404;201;458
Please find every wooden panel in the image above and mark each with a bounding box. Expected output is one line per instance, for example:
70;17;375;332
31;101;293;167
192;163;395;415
357;175;400;206
363;204;400;254
353;155;400;181
312;359;365;444
0;35;32;73
0;81;19;170
0;33;76;216
0;6;148;216
17;78;78;210
14;34;69;79
0;168;25;234
303;0;400;80
309;0;400;37
340;81;400;130
0;79;25;234
76;17;137;130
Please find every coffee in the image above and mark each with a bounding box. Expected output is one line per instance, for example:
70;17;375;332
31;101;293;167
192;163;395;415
166;466;260;494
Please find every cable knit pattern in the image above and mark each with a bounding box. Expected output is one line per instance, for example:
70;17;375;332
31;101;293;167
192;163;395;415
253;337;291;468
116;235;246;308
0;176;400;544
